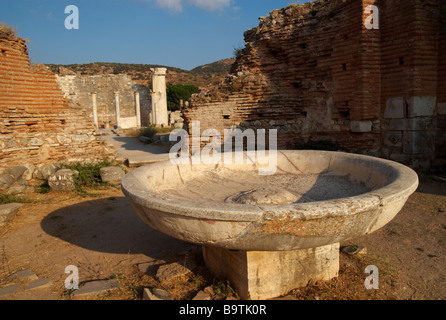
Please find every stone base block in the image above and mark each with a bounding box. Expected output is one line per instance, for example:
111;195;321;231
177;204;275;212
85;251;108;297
202;243;339;300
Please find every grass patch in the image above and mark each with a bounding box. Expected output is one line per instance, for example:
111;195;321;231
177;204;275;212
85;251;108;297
0;193;28;205
59;159;117;197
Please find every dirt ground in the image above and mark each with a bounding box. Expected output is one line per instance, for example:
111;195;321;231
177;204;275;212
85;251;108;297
0;173;445;301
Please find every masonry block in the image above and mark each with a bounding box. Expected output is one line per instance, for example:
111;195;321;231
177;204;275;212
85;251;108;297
203;244;339;300
383;131;403;147
403;131;427;155
350;121;373;133
407;96;436;118
388;118;428;131
437;103;446;115
384;97;405;119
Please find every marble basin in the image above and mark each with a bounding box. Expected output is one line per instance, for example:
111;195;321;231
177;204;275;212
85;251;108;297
121;150;418;251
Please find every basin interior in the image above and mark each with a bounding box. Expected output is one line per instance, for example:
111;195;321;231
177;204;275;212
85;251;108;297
141;151;397;206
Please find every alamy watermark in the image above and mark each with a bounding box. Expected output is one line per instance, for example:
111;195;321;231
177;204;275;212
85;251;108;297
169;121;278;175
64;265;79;290
64;5;79;30
364;265;379;290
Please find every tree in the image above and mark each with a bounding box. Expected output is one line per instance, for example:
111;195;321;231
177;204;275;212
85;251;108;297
166;84;199;111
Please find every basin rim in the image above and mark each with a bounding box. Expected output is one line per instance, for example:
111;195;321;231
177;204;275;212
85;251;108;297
121;150;419;222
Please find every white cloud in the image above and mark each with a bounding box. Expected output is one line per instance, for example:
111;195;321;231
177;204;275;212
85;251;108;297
150;0;232;13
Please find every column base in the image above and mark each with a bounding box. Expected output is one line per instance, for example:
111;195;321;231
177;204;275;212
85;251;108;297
202;243;340;300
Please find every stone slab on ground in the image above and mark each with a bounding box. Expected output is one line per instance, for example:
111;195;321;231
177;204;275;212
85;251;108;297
24;278;53;291
7;269;38;281
72;279;120;297
0;203;22;227
0;284;20;298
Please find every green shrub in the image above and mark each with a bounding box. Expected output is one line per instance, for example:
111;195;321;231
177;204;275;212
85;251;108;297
138;126;158;141
0;193;27;205
60;159;115;196
166;84;199;111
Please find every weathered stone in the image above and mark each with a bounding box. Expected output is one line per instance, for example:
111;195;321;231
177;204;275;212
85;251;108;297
24;278;53;291
0;284;19;297
407;96;436;117
403;131;427;155
139;136;152;144
143;287;173;300
48;169;79;192
6;182;27;195
19;165;35;181
0;174;15;190
192;290;211;300
202;244;340;300
6;166;27;180
0;203;22;227
137;261;163;275
350;121;372;133
438;103;446;115
7;269;38;281
33;163;58;180
389;118;428;131
383;131;403;147
72;279;120;297
99;166;125;183
156;262;194;283
384;97;405;119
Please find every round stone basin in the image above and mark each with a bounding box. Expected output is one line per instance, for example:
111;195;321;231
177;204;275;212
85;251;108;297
121;150;419;251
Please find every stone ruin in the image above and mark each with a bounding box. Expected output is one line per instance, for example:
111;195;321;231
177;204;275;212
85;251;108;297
183;0;446;171
0;30;177;191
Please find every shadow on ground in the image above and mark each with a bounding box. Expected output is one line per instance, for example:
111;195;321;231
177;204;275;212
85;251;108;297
40;196;195;260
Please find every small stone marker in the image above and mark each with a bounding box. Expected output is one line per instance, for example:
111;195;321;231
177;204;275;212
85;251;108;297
0;203;22;227
24;278;53;291
99;166;125;183
48;169;78;192
72;279;120;297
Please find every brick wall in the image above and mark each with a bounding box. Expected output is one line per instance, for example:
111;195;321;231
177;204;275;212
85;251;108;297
0;37;116;170
183;0;444;170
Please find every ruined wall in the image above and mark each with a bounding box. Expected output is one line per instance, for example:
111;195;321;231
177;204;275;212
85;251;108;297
55;73;151;128
183;0;445;170
0;37;116;170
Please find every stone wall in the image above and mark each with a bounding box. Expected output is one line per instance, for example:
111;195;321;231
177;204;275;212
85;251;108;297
55;73;151;128
0;37;116;171
183;0;445;170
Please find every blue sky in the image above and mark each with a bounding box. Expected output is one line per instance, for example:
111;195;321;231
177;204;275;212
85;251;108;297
0;0;312;70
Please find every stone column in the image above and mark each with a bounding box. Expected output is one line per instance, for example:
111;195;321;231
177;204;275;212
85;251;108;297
150;68;168;126
91;92;98;129
134;90;141;128
114;91;120;128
